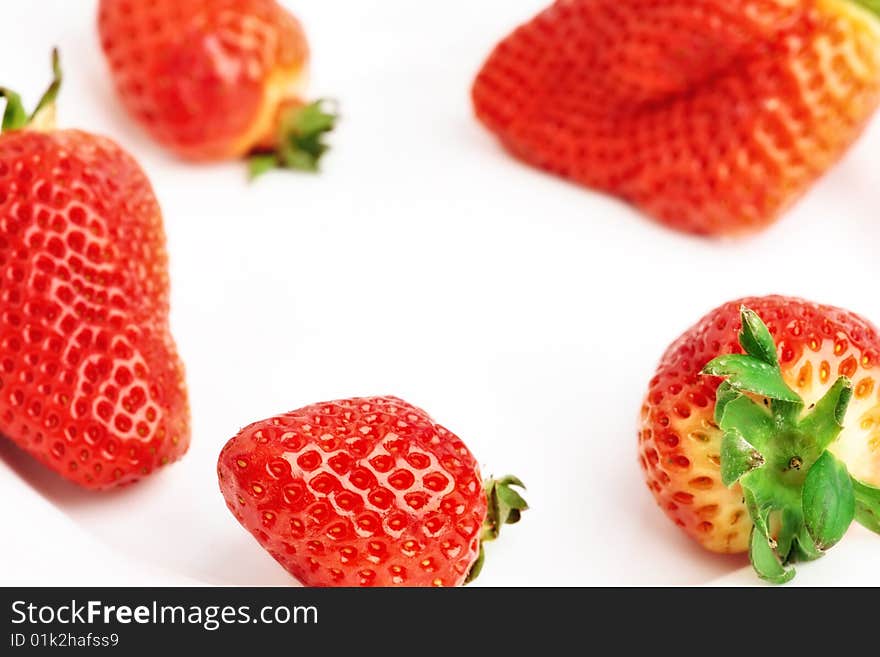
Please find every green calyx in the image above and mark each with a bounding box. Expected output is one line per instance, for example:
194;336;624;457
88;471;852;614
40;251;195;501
1;48;62;133
465;475;528;584
248;99;338;179
702;306;880;583
850;0;880;20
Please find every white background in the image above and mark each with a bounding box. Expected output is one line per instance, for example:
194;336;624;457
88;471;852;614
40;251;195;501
1;0;880;586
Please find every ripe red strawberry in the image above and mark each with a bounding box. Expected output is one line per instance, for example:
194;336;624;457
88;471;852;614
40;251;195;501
640;296;880;582
472;0;880;236
217;396;526;586
0;52;190;489
98;0;335;175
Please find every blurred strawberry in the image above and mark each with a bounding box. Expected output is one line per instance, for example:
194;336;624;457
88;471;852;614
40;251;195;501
98;0;335;176
473;0;880;236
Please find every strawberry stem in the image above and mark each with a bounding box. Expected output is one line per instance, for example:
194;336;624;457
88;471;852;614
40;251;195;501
0;48;61;133
465;475;528;584
702;306;880;583
248;99;338;179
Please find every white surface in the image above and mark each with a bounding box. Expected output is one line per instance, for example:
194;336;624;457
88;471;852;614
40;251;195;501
1;0;879;587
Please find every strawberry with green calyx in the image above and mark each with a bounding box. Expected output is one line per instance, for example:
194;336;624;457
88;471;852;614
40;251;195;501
703;307;880;583
0;52;190;489
640;296;880;563
98;0;337;176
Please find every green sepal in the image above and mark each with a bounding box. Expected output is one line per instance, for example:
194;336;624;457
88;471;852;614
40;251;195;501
703;306;870;584
793;526;824;562
776;507;800;560
742;486;771;541
1;48;61;133
718;394;774;452
850;0;880;21
714;381;738;424
853;477;880;534
465;475;527;584
702;354;800;403
739;306;779;367
802;451;855;550
798;377;852;455
482;475;528;541
248;153;279;180
31;48;61;125
749;525;795;584
0;88;27;131
464;543;485;584
253;99;337;178
720;429;765;486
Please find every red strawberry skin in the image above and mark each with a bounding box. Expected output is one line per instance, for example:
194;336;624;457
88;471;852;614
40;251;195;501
639;296;880;552
98;0;309;161
473;0;880;236
218;397;487;587
0;129;190;489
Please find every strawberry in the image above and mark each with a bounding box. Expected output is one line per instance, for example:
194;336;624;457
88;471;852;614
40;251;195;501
472;0;880;236
217;396;526;586
97;0;336;176
640;297;880;582
0;52;190;489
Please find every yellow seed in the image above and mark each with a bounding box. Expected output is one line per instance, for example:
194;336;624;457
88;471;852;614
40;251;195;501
797;362;812;388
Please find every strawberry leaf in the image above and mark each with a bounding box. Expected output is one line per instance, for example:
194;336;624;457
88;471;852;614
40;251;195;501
775;507;800;561
743;486;771;541
738;306;778;367
802;451;855;551
797;376;852;455
720;428;765;487
718;394;774;452
464;543;485;584
483;475;528;540
277;99;338;172
702;354;800;403
793;526;824;562
706;306;867;584
713;381;738;424
750;524;795;584
30;48;61;127
852;477;880;534
851;0;880;20
466;475;528;585
248;154;279;180
0;87;27;131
